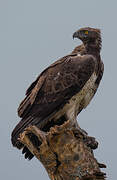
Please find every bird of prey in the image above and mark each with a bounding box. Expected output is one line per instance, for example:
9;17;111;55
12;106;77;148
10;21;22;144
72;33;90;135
11;27;104;160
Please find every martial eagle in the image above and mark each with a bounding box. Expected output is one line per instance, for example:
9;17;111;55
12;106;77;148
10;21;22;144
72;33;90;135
11;27;104;160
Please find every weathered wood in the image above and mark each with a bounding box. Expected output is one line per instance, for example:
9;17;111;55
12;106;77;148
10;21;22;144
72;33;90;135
19;120;106;180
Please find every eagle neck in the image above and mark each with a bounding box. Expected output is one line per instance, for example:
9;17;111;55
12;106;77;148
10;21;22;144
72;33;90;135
84;35;102;56
84;43;101;59
84;43;101;77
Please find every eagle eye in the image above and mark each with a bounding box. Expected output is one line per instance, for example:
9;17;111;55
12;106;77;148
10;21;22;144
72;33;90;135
84;30;89;35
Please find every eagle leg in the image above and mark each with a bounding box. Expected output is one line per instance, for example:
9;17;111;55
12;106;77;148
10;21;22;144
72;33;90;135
65;108;88;138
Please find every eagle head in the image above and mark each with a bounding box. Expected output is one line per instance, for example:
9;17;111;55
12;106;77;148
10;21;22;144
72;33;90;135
73;27;101;42
73;27;101;50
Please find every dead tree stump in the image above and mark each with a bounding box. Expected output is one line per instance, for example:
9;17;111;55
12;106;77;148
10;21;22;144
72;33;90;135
19;120;106;180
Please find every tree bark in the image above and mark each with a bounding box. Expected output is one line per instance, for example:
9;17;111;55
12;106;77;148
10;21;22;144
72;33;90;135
19;120;106;180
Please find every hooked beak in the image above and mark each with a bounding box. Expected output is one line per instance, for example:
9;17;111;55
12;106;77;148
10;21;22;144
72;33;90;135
73;30;88;41
73;31;80;39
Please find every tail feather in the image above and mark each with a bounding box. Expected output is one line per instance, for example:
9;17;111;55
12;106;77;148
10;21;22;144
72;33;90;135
11;116;41;160
11;111;57;160
11;116;39;149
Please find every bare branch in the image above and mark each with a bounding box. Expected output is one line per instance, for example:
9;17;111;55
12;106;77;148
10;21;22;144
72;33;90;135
19;120;106;180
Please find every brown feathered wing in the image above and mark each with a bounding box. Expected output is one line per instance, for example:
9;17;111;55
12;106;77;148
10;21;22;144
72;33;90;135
11;54;96;154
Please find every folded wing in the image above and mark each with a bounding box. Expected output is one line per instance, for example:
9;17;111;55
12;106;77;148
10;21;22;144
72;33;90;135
11;54;96;150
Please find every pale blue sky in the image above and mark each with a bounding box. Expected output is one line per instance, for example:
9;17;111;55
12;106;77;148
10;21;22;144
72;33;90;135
0;0;116;179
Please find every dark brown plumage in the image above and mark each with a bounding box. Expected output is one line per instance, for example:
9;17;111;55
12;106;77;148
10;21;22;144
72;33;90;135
11;27;104;160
